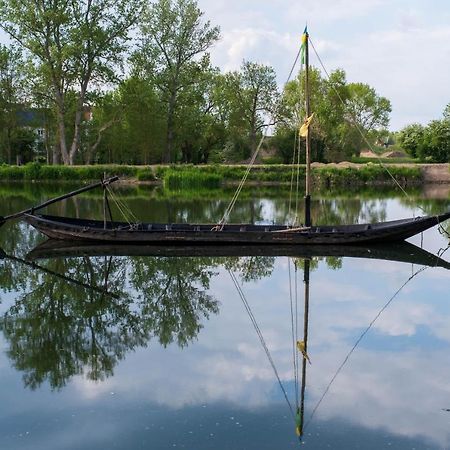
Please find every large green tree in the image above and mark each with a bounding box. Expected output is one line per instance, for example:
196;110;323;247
397;123;425;158
420;119;450;162
398;105;450;162
275;67;391;162
134;0;220;163
222;61;279;156
86;77;166;164
0;0;141;165
0;44;26;163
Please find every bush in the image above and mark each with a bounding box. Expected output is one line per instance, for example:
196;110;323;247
137;168;156;181
164;169;222;190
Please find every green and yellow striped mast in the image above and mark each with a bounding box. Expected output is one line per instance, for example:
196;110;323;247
300;27;313;227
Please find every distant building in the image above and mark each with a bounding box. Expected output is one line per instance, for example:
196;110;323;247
16;107;48;148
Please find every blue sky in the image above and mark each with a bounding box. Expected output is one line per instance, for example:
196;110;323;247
1;0;450;130
198;0;450;130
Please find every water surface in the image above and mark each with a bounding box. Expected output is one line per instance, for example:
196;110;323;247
0;183;449;449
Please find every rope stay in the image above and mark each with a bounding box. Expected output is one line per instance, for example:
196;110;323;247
302;244;450;432
106;185;140;226
287;58;306;227
307;36;446;224
218;47;304;229
308;38;413;201
228;269;296;420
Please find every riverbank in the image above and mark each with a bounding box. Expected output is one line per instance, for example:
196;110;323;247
0;162;448;187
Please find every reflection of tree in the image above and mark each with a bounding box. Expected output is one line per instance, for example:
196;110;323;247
0;254;232;390
0;256;144;390
271;197;388;226
399;197;450;237
130;256;220;347
225;256;276;282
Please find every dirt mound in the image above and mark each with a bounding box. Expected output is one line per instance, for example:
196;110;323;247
360;150;378;158
383;151;408;158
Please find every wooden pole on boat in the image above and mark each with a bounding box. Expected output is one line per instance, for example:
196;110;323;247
298;259;310;437
0;176;119;226
304;30;312;228
103;173;108;230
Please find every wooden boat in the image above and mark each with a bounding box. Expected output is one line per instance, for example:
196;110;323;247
26;239;450;269
24;211;450;245
22;30;450;245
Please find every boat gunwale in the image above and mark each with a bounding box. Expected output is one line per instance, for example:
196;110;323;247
22;211;450;245
24;212;449;234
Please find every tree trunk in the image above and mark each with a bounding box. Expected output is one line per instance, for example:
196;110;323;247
250;100;258;154
52;143;60;165
69;81;89;165
69;102;84;165
56;93;69;165
250;127;257;153
6;127;11;165
164;91;177;163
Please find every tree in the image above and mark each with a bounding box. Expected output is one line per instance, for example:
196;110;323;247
276;67;350;162
345;83;391;133
0;0;142;165
275;68;391;162
397;123;425;158
420;119;450;162
86;77;166;164
134;0;220;163
443;103;450;121
343;83;391;155
223;61;279;155
0;44;26;163
175;66;228;163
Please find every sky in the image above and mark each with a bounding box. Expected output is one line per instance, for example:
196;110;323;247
1;0;450;130
197;0;450;130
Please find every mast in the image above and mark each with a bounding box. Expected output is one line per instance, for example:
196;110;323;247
298;259;310;437
304;30;312;228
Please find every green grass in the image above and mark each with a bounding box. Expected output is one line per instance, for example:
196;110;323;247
164;168;222;190
0;162;423;187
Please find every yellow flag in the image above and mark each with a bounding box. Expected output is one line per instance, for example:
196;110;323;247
296;340;311;364
299;113;315;138
300;26;308;64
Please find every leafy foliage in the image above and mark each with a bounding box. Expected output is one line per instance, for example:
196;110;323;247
0;0;142;164
133;0;220;163
398;106;450;162
275;67;391;162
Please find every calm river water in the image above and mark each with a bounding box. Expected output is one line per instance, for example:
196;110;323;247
0;183;449;450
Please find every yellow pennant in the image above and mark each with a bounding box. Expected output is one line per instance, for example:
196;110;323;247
296;340;311;364
299;113;314;138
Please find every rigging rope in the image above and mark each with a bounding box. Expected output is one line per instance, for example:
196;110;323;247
303;245;450;432
287;60;305;226
218;47;304;229
294;130;303;226
106;185;140;225
288;130;298;224
228;269;296;420
308;37;428;218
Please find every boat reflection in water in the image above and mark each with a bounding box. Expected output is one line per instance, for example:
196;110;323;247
0;240;449;441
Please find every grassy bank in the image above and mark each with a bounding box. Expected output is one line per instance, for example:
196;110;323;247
0;162;422;188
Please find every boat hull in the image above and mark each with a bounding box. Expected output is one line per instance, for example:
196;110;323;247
24;212;450;245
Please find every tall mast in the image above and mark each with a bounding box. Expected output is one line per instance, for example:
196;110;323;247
304;30;312;228
298;259;310;438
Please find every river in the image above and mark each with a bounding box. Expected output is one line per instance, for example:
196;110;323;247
0;182;449;449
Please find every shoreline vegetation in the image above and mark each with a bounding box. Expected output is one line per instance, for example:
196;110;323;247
0;162;446;188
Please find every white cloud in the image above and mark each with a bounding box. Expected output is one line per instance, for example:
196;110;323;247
199;0;450;129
